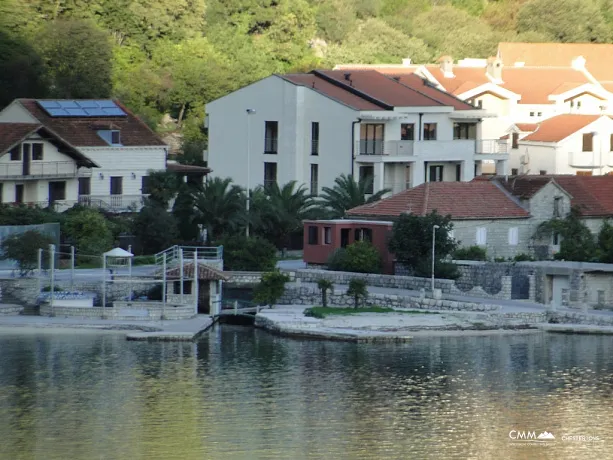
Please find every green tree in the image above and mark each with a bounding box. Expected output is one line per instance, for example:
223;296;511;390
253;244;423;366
180;140;208;166
388;211;459;278
145;170;181;208
216;234;277;271
1;230;54;276
35;19;113;99
598;221;613;263
313;0;356;43
346;278;368;309
0;204;58;225
64;209;114;256
193;177;245;242
327;241;382;273
172;184;199;242
317;278;334;307
133;203;179;254
517;0;611;43
253;269;291;308
535;207;597;262
319;174;390;218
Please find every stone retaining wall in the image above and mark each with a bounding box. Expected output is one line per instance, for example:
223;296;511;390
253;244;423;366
548;311;613;327
279;286;501;312
0;305;23;315
40;301;195;320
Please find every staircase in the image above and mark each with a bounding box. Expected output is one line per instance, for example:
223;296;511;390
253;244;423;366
154;245;224;271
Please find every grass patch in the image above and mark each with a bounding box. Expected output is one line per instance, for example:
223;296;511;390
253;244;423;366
304;306;440;319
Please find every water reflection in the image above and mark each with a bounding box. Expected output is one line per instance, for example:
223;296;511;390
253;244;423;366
0;328;611;459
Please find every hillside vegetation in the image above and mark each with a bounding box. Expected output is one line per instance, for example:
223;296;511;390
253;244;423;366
1;0;611;142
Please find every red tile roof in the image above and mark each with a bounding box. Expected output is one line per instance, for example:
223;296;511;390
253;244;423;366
521;114;601;142
493;175;554;199
498;67;590;104
390;73;476;110
515;123;538;132
347;181;530;220
0;123;41;154
498;42;613;81
17;99;166;147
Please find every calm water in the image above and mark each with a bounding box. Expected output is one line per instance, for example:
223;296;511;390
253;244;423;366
0;327;612;460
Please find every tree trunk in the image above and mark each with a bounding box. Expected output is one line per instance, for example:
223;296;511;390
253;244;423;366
354;294;358;309
322;289;327;307
177;103;186;127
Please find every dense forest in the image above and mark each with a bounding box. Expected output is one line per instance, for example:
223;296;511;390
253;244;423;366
2;0;613;146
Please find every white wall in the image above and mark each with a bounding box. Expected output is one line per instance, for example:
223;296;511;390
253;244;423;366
0;102;39;123
79;147;166;196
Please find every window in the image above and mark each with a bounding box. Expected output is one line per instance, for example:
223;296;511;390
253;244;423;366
553;197;562;217
553;232;560;245
476;227;487;245
310;164;318;196
582;133;593;152
308;226;318;245
110;176;123;195
401;123;415;141
48;181;66;201
423;123;437;140
32;143;43;160
453;123;476;140
264;121;278;153
359;124;384;155
448;229;455;240
512;132;519;149
530;112;535;117
455;164;461;181
477;100;483;109
429;165;443;182
508;227;519;246
354;228;372;243
15;184;24;203
78;177;91;196
577;101;582;109
9;145;21;161
311;122;319;155
141;176;151;194
570;101;574;108
359;165;374;194
264;162;277;188
111;130;121;145
610;134;613;152
511;168;518;175
537;112;542;117
539;170;547;175
324;227;332;245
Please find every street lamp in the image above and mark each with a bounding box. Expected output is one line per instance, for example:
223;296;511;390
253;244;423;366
431;224;440;293
246;108;256;237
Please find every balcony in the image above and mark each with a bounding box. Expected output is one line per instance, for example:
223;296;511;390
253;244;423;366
0;161;88;180
356;139;505;160
569;152;603;169
77;194;148;212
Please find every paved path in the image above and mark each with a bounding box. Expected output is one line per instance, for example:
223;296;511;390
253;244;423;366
0;314;214;341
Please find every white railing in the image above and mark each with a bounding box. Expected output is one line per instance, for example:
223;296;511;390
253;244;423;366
476;140;509;155
77;194;149;212
568;152;603;169
355;139;508;158
0;161;82;178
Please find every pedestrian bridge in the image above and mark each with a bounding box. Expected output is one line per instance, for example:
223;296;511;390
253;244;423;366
217;298;263;318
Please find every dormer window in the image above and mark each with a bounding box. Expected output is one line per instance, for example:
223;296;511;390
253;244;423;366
97;129;122;146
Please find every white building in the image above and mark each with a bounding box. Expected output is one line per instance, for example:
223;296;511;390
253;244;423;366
504;114;613;176
0;99;168;211
206;69;505;196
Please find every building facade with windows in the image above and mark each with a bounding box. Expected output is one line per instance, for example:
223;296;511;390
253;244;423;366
0;99;168;211
206;70;505;196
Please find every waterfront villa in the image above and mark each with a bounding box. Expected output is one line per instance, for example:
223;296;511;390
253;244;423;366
206;69;507;196
0;99;169;211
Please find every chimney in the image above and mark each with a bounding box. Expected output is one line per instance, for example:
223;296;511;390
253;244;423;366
402;57;412;66
486;56;503;83
438;55;454;78
571;56;586;70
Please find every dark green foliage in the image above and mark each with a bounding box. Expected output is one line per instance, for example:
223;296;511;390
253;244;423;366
316;278;334;307
346;278;368;309
598;221;613;263
388;211;459;279
133;203;179;254
1;230;54;275
536;207;597;262
145;170;182;208
253;269;290;307
319;174;391;218
180;140;208;166
304;307;326;318
172;184;199;242
453;245;488;261
216;235;277;271
513;253;535;262
64;209;114;256
327;241;382;273
193;177;246;242
0;205;59;226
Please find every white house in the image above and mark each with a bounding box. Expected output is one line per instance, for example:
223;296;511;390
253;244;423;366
0;99;168;211
206;69;505;196
503;114;613;176
335;53;612;141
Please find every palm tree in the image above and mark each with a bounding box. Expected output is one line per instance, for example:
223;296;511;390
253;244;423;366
251;181;317;248
319;174;390;218
192;177;245;242
317;278;333;307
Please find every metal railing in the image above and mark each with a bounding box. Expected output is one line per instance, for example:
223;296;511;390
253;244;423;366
154;245;224;267
77;194;149;212
0;161;84;179
355;139;509;157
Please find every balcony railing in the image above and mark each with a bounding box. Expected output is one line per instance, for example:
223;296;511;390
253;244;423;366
264;138;278;154
355;139;509;158
569;152;603;169
0;161;87;179
77;194;149;212
476;140;508;155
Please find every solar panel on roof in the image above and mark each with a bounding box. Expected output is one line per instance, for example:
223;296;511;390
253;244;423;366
58;101;79;109
47;108;68;116
36;99;127;117
77;100;99;109
102;107;126;116
84;108;107;116
65;108;87;116
97;100;117;108
39;100;61;109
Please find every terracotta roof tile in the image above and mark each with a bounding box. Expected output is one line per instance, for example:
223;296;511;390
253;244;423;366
498;42;613;81
17;99;167;147
515;123;538;132
496;67;589;104
521;114;601;142
0;123;42;154
423;66;490;94
391;74;475;110
347;181;530;220
492;176;553;199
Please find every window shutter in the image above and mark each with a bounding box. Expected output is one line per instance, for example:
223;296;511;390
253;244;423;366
508;227;519;246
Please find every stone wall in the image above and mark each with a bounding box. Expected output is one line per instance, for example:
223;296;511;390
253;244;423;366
40;301;195;320
279;286;502;312
0;304;24;315
547;310;613;327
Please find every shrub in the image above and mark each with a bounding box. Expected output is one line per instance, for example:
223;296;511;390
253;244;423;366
304;307;325;319
494;256;507;263
253;269;290;308
346;278;368;309
1;230;54;276
453;245;488;261
513;253;535;262
316;278;334;307
216;235;277;271
327;241;381;273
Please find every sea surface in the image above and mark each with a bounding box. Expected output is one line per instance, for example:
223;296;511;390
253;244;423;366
0;326;611;459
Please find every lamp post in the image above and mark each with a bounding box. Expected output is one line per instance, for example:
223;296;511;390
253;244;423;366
431;225;440;293
246;108;256;237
